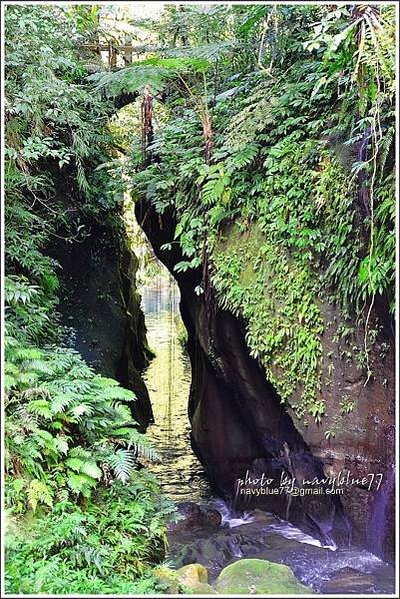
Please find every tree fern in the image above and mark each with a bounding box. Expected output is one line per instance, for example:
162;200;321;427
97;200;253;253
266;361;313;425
88;56;210;99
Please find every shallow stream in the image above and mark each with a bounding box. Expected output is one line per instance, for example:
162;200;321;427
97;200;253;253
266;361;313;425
141;275;211;502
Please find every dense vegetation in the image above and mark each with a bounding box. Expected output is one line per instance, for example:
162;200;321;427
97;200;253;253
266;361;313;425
3;3;396;595
96;3;395;423
4;5;175;594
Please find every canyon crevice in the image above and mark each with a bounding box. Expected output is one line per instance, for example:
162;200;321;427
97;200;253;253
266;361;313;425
135;200;355;547
134;196;395;555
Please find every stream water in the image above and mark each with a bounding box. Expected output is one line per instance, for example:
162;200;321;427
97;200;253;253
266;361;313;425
141;275;211;502
140;275;395;595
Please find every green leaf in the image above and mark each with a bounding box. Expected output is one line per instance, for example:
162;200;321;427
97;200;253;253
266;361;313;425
55;437;69;454
28;479;53;512
26;399;52;419
80;462;102;480
12;478;25;493
358;256;370;283
65;457;84;472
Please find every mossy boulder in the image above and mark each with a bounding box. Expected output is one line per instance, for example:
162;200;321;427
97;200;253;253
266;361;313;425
176;563;217;594
153;566;180;594
215;559;312;595
185;582;218;595
177;563;208;584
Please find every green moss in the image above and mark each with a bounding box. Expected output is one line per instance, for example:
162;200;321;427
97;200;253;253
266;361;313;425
176;563;209;584
210;147;366;422
213;221;323;420
215;559;312;595
155;564;217;595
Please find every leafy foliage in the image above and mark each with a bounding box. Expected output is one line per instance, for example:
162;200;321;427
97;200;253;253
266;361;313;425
4;4;116;341
3;4;396;594
4;332;160;514
89;56;211;98
5;481;175;594
120;4;395;421
4;5;176;595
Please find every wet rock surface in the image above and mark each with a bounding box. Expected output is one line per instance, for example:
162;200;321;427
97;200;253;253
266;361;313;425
320;567;376;594
168;502;222;533
169;518;328;581
167;506;395;594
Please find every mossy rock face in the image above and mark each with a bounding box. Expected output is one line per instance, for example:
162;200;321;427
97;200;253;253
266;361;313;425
154;564;216;594
185;582;218;595
176;563;209;584
215;559;312;595
175;563;217;594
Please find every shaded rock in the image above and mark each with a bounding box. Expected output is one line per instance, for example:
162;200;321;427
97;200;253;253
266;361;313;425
168;502;222;533
249;509;282;526
215;559;311;595
205;508;222;527
321;567;375;594
135;199;350;546
173;531;266;577
49;217;153;430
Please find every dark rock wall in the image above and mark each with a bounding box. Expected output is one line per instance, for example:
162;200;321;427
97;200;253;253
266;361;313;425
135;198;395;555
49;219;154;429
135;201;352;546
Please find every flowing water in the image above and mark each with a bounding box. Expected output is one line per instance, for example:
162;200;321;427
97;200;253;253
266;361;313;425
141;274;211;502
140;274;395;595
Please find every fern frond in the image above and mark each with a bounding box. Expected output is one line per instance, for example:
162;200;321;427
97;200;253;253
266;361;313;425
50;391;77;414
22;359;56;376
378;125;394;178
111;428;159;462
70;403;94;419
108;449;136;484
25;399;52;419
27;479;54;512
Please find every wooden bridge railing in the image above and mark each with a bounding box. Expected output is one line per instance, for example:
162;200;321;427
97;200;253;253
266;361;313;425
79;43;158;69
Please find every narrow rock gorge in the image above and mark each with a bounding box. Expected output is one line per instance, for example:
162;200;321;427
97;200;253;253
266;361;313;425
135;198;395;555
4;3;396;595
